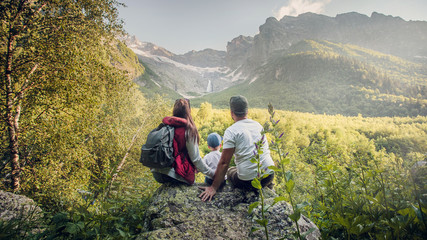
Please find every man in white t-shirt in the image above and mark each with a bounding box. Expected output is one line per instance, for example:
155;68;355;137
199;95;275;202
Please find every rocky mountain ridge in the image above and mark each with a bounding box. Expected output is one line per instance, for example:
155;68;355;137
124;11;427;115
248;12;427;65
124;36;241;97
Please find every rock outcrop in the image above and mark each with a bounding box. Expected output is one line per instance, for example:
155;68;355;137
226;35;254;69
172;49;227;68
0;190;44;235
0;190;42;222
138;183;320;240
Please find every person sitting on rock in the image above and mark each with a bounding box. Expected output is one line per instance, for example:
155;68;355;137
202;132;226;186
199;95;275;201
152;98;215;185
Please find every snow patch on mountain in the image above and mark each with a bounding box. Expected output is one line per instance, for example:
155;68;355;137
249;76;258;84
130;46;229;76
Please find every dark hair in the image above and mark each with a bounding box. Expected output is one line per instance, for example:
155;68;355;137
229;95;248;117
173;99;199;143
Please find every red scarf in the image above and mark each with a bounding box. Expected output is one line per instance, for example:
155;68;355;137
162;117;196;184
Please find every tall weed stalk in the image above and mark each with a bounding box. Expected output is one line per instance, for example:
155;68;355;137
249;134;270;239
264;103;313;239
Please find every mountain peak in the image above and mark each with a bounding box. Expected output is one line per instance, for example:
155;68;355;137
371;11;405;22
123;35;175;58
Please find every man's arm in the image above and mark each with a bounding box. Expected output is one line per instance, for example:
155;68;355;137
199;147;235;202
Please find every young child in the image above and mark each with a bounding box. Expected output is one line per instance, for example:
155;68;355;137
202;132;225;185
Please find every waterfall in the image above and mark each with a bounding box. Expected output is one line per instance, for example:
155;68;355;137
206;80;213;92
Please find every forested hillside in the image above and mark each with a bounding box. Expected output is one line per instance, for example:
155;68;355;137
194;40;427;117
134;61;182;100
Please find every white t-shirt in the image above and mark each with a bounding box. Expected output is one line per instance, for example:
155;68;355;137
222;119;274;181
202;150;221;180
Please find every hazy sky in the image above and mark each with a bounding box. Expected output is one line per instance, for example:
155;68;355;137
118;0;427;54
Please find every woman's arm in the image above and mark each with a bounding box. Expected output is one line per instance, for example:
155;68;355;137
186;139;215;178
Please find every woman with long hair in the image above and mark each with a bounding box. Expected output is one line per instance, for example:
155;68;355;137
151;99;215;184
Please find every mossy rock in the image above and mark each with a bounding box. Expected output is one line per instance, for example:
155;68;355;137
137;183;320;240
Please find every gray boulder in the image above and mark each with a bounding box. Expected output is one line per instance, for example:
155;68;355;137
0;190;42;221
0;190;44;236
138;183;320;240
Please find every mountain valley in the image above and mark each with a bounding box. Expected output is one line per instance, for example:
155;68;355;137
124;11;427;117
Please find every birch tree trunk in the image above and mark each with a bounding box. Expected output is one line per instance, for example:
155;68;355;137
5;33;21;192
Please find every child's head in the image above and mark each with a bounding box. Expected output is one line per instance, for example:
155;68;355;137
207;132;222;150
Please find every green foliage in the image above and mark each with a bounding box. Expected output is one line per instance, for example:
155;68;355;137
0;0;172;211
1;0;127;191
196;102;213;121
32;174;155;240
249;133;270;239
114;40;145;80
194;105;234;157
193;105;427;239
264;104;309;239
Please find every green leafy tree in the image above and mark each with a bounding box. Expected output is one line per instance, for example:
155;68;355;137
196;101;213;122
0;0;123;192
